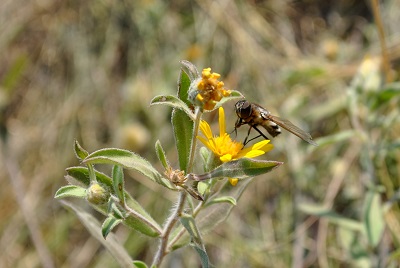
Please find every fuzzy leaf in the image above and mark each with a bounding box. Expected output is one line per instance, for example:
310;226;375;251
205;196;237;207
74;140;89;160
363;191;385;247
54;185;86;199
83;148;174;189
66;167;112;188
211;90;244;111
187;158;282;181
102;216;122;239
150;95;195;121
155;140;169;170
172;109;193;172
180;60;200;82
180;214;209;268
178;67;192;106
65;167;161;237
112;165;125;205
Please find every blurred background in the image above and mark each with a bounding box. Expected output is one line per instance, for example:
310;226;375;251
1;0;399;267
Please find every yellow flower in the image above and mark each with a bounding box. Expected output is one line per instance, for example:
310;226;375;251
197;107;273;185
193;68;231;110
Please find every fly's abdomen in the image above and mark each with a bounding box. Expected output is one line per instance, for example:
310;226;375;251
261;121;281;137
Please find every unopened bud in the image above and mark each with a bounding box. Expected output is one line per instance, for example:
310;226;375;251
86;183;110;205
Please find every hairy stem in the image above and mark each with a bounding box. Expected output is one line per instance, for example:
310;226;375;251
151;107;203;267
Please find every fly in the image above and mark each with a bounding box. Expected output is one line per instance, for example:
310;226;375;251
234;100;318;146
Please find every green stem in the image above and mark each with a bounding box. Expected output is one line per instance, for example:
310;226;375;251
151;107;203;267
187;107;202;173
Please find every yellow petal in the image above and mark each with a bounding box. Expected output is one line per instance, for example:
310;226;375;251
218;107;226;136
229;178;239;186
241;150;265;158
251;140;274;152
220;154;232;162
199;120;213;139
197;136;215;152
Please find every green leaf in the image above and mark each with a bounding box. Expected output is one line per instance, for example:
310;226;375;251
112;165;125;205
187;158;282;181
54;185;86;199
205;196;237;207
65;167;161;237
150;95;195;121
74;140;89;160
83;148;174;189
60;200;134;267
197;181;209;195
180;214;209;268
172;109;193;172
180;60;200;82
178;67;192;106
155;140;169;170
298;203;363;231
133;261;148;268
65;166;113;188
102;216;122;238
108;201;125;219
363;191;385;247
210;90;244;111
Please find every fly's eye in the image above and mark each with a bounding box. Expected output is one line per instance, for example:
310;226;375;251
235;100;252;119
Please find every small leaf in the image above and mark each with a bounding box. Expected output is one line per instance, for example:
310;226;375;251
150;95;195;121
180;60;200;82
211;90;244;111
178;67;192;106
363;191;385;247
60;200;134;267
66;167;112;188
197;181;209;195
187;158;282;181
108;201;125;219
133;261;148;268
74;140;89;160
112;165;125;205
205;196;237;207
102;216;122;238
155;140;169;170
172;109;193;172
180;214;209;268
83;148;174;189
65;167;161;237
54;185;86;199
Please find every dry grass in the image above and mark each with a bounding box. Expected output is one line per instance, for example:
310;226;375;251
1;0;400;267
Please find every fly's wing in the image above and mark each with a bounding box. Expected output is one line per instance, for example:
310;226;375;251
268;115;318;146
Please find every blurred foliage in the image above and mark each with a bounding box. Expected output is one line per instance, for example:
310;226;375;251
1;0;400;267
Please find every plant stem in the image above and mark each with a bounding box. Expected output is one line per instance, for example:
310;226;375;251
187;107;202;174
151;107;203;267
151;191;187;267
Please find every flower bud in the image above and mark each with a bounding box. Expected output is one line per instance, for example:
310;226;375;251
86;183;110;205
